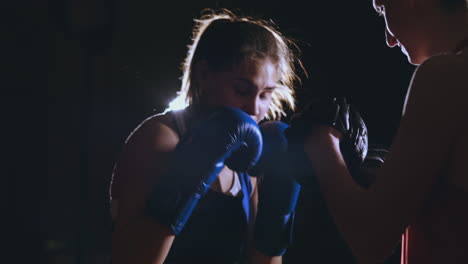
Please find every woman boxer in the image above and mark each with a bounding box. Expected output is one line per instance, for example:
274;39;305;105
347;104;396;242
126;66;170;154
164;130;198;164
110;8;302;264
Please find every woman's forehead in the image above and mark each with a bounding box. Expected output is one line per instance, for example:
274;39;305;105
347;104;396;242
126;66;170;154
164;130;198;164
226;57;276;73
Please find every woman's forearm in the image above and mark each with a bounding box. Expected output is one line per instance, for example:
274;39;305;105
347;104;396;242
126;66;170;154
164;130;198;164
112;217;175;264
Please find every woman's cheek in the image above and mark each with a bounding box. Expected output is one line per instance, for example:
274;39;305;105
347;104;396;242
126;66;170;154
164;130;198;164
258;100;271;121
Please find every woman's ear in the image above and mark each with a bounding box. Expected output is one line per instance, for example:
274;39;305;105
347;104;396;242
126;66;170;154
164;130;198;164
193;60;210;87
192;60;212;103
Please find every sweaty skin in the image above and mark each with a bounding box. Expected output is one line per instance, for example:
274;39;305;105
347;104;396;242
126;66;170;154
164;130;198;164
304;46;468;264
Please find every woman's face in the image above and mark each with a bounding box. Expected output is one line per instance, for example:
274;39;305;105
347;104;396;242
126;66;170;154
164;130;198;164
196;58;279;123
373;0;430;64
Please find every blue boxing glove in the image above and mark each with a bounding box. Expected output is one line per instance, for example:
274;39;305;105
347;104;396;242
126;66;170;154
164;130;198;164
251;121;301;256
146;106;263;235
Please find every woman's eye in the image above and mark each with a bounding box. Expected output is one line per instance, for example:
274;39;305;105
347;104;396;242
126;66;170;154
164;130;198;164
235;89;249;96
234;84;251;96
260;91;272;100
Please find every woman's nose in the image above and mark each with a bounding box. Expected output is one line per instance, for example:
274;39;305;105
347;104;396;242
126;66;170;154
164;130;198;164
242;96;259;117
385;28;398;48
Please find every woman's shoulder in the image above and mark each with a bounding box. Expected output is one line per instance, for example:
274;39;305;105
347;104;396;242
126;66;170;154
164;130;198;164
124;111;181;153
416;51;467;78
402;51;467;117
409;52;467;99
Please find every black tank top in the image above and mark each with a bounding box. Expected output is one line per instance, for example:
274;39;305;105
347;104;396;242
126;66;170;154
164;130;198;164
163;107;253;264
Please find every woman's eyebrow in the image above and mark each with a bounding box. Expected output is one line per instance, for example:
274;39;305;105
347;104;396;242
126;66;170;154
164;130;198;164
264;86;277;92
235;78;277;91
235;78;255;87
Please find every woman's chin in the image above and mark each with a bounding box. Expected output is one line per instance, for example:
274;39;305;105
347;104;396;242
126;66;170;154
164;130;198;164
406;52;426;66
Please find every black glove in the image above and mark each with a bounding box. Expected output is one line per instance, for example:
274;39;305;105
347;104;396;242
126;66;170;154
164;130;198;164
285;97;368;184
355;148;389;189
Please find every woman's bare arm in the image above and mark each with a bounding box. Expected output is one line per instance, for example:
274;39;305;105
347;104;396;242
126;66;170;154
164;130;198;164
303;54;465;263
112;117;179;264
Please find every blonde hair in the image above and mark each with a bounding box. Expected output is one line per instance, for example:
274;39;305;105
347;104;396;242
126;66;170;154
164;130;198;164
165;8;304;120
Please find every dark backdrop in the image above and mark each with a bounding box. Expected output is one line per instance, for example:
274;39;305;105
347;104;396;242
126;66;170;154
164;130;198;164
6;1;414;263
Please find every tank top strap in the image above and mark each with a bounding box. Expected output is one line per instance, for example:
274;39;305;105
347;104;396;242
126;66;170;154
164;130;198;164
164;105;206;139
163;109;188;138
238;172;253;223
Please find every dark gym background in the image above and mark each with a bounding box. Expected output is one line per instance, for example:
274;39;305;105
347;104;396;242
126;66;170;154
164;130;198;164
6;1;414;263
